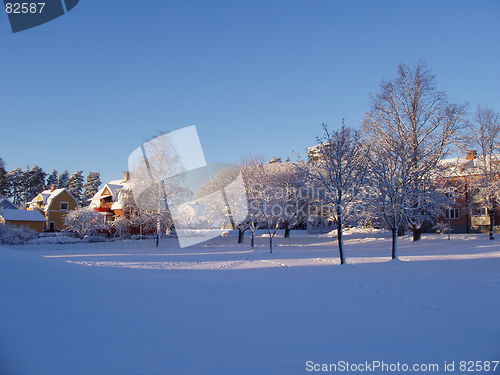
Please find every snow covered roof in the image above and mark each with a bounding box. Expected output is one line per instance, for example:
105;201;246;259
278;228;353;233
0;198;17;210
438;154;500;177
30;188;76;209
0;209;46;222
110;201;123;210
90;178;129;208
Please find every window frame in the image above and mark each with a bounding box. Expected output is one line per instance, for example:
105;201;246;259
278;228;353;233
445;208;460;220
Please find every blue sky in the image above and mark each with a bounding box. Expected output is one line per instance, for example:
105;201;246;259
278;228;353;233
0;0;499;184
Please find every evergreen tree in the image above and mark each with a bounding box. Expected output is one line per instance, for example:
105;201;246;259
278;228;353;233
21;166;46;203
0;158;7;197
83;172;101;206
46;170;59;189
6;168;23;206
57;170;70;188
67;171;84;206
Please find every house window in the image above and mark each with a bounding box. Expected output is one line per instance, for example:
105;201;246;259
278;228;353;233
473;207;488;216
60;202;68;210
445;208;460;219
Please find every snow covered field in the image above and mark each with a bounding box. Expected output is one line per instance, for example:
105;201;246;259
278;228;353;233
1;230;499;375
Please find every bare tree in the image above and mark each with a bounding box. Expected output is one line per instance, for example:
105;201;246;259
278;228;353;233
128;133;187;247
367;141;412;259
363;62;467;241
300;123;370;265
244;160;282;253
268;161;307;238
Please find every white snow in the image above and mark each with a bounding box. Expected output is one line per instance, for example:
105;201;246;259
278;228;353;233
0;231;499;375
29;235;83;244
0;208;46;222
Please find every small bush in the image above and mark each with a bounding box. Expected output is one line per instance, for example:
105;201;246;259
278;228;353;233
0;224;38;245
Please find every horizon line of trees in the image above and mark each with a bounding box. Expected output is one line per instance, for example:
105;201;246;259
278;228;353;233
0;163;101;208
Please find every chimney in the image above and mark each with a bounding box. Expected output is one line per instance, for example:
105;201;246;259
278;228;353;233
466;150;477;160
50;185;56;192
123;171;130;183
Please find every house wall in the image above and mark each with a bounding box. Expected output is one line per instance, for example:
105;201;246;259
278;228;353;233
438;175;500;233
45;190;78;231
2;219;45;232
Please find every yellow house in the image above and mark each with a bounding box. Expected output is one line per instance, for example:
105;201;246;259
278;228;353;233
0;209;46;232
28;187;78;231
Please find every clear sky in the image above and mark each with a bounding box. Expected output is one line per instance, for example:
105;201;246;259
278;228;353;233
0;0;499;185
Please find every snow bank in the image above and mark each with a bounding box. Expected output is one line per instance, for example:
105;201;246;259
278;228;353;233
29;236;82;245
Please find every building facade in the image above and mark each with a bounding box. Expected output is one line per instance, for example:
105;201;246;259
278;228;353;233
28;187;78;231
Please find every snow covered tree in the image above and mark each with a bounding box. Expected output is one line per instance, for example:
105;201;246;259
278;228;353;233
20;166;46;204
128;132;188;247
300;123;370;264
467;106;499;240
363;62;466;241
46;170;59;189
57;170;70;188
64;207;108;238
0;158;7;197
112;215;131;238
6;168;23;206
366;142;413;259
195;164;251;243
131;209;157;237
240;158;266;250
268;161;307;238
240;158;285;253
67;171;84;206
83;172;101;206
117;186;156;237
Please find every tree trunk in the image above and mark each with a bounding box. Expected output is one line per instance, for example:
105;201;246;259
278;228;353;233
251;232;255;250
337;217;345;265
412;225;422;241
269;236;273;254
489;212;495;240
284;227;291;238
392;227;398;259
238;228;244;244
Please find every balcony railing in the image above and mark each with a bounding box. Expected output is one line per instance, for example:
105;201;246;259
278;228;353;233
95;207;112;213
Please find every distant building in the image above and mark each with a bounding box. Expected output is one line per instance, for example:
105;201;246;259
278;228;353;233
0;198;17;210
438;150;499;233
0;209;46;232
27;186;78;231
90;172;130;224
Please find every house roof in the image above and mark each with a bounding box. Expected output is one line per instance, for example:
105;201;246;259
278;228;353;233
0;209;46;222
29;188;77;211
90;178;129;208
0;198;17;210
439;154;500;177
